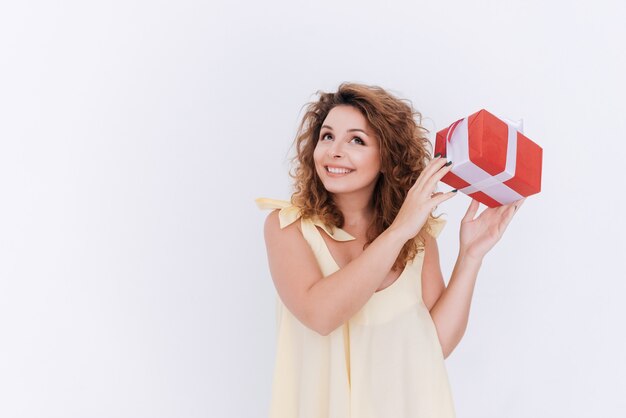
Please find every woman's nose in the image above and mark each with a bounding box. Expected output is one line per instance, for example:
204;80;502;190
328;141;344;158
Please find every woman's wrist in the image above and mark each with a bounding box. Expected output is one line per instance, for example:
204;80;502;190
457;248;484;266
382;224;410;248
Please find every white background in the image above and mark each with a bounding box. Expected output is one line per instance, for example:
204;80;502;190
1;0;625;417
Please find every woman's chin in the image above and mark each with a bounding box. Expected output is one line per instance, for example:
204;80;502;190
322;184;358;194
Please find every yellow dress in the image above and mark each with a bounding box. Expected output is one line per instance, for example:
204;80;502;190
256;197;456;418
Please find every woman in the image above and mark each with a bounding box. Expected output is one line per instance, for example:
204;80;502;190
255;82;524;417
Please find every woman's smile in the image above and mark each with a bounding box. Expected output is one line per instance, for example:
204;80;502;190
325;165;354;175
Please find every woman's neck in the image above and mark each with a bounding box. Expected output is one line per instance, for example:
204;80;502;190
332;195;375;228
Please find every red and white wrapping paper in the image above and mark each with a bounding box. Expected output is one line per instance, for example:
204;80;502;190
434;109;543;208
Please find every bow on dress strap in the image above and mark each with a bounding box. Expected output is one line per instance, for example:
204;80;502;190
426;215;446;239
254;197;356;241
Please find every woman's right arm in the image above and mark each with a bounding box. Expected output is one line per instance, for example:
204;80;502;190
263;156;457;336
264;209;409;336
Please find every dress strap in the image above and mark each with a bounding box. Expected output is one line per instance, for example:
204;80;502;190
256;197;446;240
255;197;356;241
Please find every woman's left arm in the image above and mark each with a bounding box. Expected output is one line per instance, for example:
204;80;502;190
430;197;526;359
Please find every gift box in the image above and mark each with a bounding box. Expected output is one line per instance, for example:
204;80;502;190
434;109;543;208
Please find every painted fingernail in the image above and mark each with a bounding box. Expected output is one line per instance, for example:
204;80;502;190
444;161;453;167
452;189;458;192
434;153;441;158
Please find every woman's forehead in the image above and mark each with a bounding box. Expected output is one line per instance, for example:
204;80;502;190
323;106;370;131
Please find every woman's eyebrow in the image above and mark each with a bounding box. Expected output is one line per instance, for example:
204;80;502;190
321;125;370;135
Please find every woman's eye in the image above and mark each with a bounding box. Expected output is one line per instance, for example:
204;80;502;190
320;133;364;145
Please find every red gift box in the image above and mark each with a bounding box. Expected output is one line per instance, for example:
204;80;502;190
434;109;543;208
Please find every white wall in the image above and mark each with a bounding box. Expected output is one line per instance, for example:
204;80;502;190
1;0;624;417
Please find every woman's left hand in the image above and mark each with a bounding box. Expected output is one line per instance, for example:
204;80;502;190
458;197;526;261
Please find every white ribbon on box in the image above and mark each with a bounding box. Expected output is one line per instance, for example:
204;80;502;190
445;114;525;205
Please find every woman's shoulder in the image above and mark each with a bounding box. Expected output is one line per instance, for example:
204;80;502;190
255;197;356;241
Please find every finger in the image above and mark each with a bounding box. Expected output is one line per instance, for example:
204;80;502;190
412;156;449;191
419;161;454;195
500;199;524;232
415;156;448;188
500;204;518;229
462;199;480;223
496;203;510;215
500;198;524;217
431;189;459;206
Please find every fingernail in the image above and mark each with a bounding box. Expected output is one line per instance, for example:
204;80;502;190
444;161;453;167
434;153;441;158
452;189;458;192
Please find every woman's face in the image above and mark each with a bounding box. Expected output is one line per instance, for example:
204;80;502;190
313;105;382;196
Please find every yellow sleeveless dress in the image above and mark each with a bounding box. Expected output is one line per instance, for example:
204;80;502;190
256;197;456;418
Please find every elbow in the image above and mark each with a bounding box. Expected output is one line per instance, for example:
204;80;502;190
314;316;339;337
310;314;341;337
308;323;332;337
316;327;331;337
441;330;466;360
302;293;340;336
318;320;341;337
303;307;334;337
440;340;450;359
318;317;345;336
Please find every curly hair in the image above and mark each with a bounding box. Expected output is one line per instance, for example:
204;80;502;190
288;82;442;272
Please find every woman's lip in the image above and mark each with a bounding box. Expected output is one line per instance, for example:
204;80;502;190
325;165;354;170
325;166;354;176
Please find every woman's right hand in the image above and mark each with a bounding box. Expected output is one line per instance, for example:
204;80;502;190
389;154;458;242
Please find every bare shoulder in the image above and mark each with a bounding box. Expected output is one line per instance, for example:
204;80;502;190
263;209;325;334
263;208;302;234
